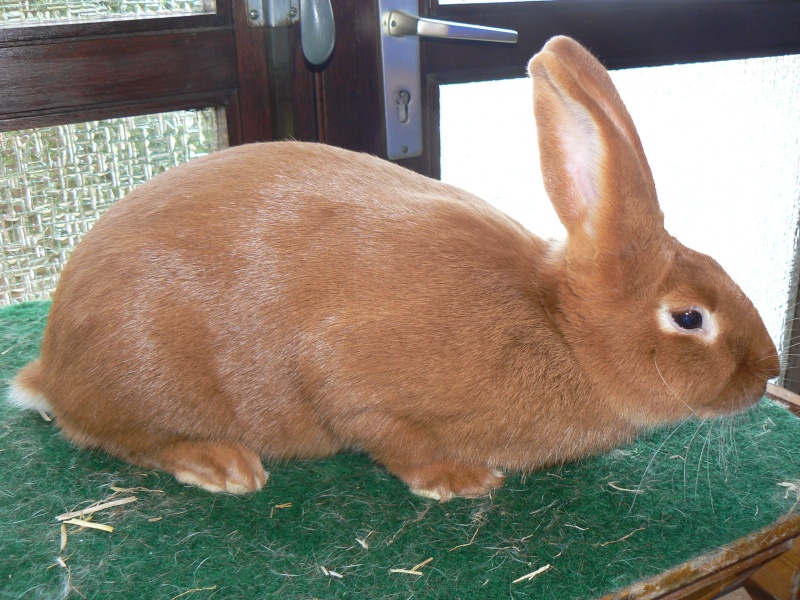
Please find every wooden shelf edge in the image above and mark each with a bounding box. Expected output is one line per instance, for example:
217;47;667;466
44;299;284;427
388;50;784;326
766;384;800;417
601;512;800;600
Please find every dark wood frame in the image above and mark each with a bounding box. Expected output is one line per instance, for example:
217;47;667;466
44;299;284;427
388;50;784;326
0;0;273;144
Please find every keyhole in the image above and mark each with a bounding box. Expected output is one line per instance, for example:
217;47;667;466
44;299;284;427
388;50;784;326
395;89;411;124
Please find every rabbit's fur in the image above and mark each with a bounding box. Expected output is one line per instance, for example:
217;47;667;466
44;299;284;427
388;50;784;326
10;37;779;500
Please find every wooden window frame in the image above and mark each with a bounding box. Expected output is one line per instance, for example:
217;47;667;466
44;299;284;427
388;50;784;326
0;0;273;144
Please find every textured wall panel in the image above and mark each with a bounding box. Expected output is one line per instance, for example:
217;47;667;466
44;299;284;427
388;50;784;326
1;109;221;304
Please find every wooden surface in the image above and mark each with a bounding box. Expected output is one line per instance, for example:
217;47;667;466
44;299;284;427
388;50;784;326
604;513;800;599
0;31;237;118
766;385;800;418
230;0;274;143
744;539;800;600
0;0;273;143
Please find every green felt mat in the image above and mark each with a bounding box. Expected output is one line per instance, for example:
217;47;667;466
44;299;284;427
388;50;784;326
2;301;799;599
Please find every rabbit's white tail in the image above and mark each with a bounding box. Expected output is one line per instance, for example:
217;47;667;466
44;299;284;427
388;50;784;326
8;359;52;414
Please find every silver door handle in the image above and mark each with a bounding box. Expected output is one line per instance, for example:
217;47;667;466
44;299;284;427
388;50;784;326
300;0;335;65
386;11;518;44
378;1;519;160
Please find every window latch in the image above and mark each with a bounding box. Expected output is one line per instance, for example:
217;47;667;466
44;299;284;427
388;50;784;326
247;0;335;66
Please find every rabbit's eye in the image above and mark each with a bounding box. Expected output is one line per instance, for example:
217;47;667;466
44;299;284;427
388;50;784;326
672;310;703;330
659;304;716;341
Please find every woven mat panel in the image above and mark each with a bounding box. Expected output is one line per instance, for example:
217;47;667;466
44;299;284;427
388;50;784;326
0;109;220;305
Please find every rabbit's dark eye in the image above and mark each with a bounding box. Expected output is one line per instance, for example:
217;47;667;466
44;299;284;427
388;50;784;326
672;310;703;330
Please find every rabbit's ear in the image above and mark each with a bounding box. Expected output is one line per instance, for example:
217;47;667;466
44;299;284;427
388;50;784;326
528;37;663;254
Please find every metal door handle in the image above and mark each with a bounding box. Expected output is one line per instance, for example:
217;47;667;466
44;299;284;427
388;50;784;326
300;0;335;65
378;2;519;160
386;11;517;44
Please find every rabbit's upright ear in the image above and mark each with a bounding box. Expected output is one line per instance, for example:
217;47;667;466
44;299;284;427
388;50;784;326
528;37;663;256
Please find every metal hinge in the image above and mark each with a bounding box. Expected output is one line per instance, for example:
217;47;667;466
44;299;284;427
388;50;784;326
246;0;299;27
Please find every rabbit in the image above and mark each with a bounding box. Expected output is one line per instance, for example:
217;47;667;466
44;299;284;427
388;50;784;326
9;36;779;501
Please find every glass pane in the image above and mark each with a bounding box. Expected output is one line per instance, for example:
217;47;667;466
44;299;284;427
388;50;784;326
440;55;800;362
0;0;214;28
0;108;223;305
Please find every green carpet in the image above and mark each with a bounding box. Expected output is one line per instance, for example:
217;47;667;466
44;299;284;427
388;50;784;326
2;301;799;599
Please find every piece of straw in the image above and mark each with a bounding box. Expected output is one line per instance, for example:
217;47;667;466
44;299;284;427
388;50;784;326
512;564;552;584
355;531;373;550
169;586;217;600
389;569;424;576
597;527;646;547
270;502;292;518
449;522;484;551
389;557;434;576
56;496;137;522
608;482;643;494
63;518;114;533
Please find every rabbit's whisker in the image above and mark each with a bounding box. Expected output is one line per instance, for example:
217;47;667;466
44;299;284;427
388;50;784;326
653;355;695;415
700;421;717;514
630;419;688;514
753;354;779;363
683;417;708;492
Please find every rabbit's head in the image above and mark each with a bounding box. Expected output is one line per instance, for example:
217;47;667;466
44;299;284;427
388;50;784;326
530;37;780;427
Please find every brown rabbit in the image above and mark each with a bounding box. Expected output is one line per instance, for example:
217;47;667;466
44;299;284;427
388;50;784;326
9;36;779;500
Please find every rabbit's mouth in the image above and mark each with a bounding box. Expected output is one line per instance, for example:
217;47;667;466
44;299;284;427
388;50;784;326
694;372;774;419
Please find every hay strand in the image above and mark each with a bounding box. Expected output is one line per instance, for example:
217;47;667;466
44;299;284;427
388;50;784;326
608;482;643;494
388;568;424;576
512;564;552;584
169;586;218;600
596;527;646;548
449;522;484;551
320;566;343;579
270;502;292;518
63;518;114;533
390;556;433;576
56;496;137;521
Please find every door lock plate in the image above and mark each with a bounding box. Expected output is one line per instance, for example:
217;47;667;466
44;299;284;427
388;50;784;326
378;3;517;160
378;0;423;160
